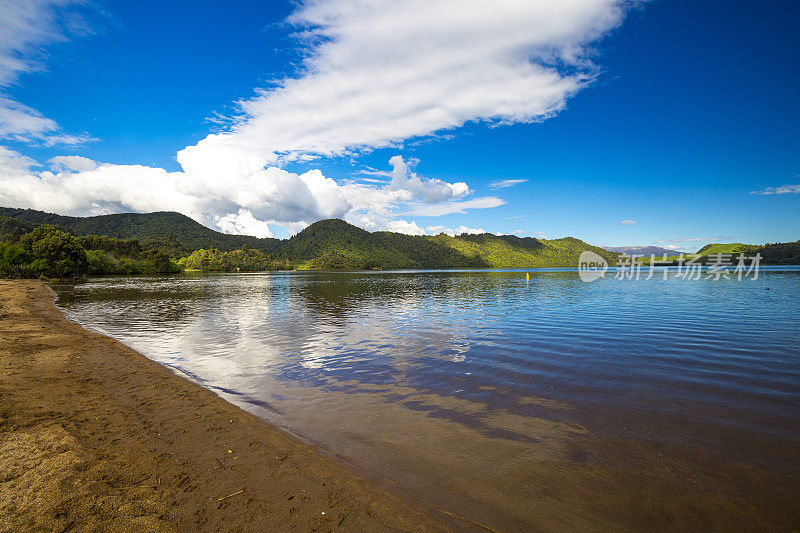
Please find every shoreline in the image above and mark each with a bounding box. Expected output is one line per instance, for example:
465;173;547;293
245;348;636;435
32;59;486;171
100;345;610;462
0;280;454;532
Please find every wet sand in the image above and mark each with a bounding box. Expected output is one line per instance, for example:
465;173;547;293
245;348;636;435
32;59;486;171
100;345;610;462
0;280;454;532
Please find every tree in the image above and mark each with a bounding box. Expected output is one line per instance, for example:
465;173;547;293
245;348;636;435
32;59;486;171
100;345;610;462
0;242;34;277
20;225;88;278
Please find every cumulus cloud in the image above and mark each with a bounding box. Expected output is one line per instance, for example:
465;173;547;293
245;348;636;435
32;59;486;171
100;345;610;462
750;183;800;195
0;147;500;236
489;179;528;189
0;147;354;230
426;225;486;237
387;155;469;202
0;0;94;145
385;219;426;235
214;209;275;239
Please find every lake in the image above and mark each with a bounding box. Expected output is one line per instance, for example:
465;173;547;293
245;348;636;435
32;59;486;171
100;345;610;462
53;268;800;531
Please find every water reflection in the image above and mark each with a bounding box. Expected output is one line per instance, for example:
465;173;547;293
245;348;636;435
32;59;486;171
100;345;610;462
53;269;800;530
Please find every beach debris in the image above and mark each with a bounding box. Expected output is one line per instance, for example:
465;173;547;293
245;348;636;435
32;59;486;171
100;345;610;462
217;489;243;502
338;509;351;527
124;474;152;487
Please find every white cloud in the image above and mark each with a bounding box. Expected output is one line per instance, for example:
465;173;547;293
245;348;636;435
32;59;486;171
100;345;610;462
408;196;505;217
656;236;731;246
425;225;450;235
178;0;628;170
425;224;486;237
0;144;37;173
385;219;426;235
214;209;275;239
489;179;528;189
387;155;469;202
0;1;95;145
49;155;97;172
750;183;800;195
455;225;486;235
620;219;637;224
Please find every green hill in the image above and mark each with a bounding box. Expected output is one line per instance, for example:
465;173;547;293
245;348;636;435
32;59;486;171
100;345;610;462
0;215;36;238
695;243;747;255
281;219;618;269
739;241;800;264
0;207;280;256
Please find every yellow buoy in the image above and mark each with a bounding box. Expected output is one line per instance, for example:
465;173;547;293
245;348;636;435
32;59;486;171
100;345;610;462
525;272;530;280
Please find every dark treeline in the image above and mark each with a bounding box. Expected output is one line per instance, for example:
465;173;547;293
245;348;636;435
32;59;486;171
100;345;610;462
739;241;800;265
0;225;182;279
180;248;292;272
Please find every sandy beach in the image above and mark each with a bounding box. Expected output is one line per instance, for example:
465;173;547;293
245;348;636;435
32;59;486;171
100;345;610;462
0;280;454;532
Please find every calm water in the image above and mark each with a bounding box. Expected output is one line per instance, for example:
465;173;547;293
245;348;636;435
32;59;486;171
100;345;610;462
53;269;800;531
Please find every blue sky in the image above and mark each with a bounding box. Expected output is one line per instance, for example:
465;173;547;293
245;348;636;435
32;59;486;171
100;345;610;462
0;0;798;248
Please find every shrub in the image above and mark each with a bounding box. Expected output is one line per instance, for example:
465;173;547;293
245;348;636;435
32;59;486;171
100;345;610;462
0;241;34;277
86;249;118;275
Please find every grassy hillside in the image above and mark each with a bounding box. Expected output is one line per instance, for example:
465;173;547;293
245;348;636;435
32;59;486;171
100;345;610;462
695;243;747;255
430;234;616;268
0;207;280;256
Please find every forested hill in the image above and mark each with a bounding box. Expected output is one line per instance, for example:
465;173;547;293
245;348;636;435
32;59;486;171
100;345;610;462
0;207;618;268
272;218;618;269
0;208;280;256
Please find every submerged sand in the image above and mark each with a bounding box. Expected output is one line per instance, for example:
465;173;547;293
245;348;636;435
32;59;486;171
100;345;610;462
0;280;454;532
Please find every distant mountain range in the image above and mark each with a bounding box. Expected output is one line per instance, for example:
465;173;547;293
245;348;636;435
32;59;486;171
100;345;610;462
0;207;618;269
603;245;687;256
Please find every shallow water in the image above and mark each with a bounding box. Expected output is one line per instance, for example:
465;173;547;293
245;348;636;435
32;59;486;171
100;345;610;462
53;268;800;530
